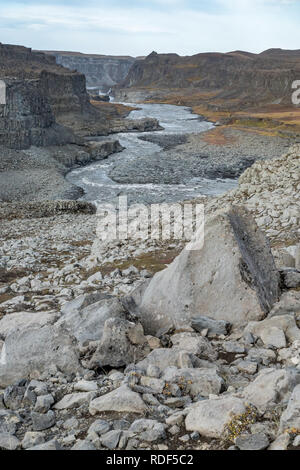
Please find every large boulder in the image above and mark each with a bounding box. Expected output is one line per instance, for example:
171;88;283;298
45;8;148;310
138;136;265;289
0;325;82;387
126;206;280;335
0;311;57;340
88;317;150;369
242;368;300;412
185;396;247;438
56;296;126;345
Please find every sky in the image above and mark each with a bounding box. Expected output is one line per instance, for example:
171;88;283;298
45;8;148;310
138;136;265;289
0;0;300;56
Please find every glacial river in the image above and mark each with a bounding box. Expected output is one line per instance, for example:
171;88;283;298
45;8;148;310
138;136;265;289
66;103;238;205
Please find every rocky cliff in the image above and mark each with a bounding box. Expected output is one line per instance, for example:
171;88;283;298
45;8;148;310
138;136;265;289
116;49;300;112
0;78;77;150
43;51;136;92
0;43;125;145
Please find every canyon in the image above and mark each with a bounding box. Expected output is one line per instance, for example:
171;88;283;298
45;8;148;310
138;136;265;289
115;49;300;138
0;41;299;452
43;50;136;92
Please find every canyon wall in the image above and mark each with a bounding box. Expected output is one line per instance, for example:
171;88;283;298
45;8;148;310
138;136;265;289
116;49;300;110
43;51;136;91
0;43;113;148
0;79;77;150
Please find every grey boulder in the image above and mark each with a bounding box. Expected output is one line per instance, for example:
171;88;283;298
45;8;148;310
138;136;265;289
56;296;126;345
89;317;149;369
126;206;280;335
0;325;82;387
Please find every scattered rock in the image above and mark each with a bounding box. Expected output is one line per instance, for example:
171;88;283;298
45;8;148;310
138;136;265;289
243;368;300;412
54;392;96;410
129;419;166;442
191;316;230;336
185;396;246;438
31;410;56;431
235;433;269;451
279;384;300;433
89;385;147;415
0;432;21;450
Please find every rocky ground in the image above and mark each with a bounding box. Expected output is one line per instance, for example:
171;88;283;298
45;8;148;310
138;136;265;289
0;116;161;202
109;128;293;184
0;143;299;451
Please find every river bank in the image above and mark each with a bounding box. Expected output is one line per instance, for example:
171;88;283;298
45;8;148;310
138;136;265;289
66;102;293;206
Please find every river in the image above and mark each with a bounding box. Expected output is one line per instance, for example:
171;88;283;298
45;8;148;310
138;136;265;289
66;102;238;205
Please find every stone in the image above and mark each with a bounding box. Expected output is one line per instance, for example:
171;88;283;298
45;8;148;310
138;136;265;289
89;385;147;415
22;431;45;449
164;397;191;408
165;413;185;426
262;327;286;349
126;207;280;334
28;439;62;451
223;342;245;354
0;325;82;387
71;440;97;451
280;269;300;289
0;311;55;339
235;433;269;451
101;430;122;449
129;419;166;442
245;315;300;347
54;392;96;410
0;410;19;434
27;380;48;396
34;394;54;413
162;367;224;398
293;435;300;447
23;388;37;408
146;365;161;378
0;432;20;450
31;410;56;431
237;361;258;375
268;434;290;450
63;418;79;430
171;333;218;360
169;425;180;435
140;377;165;394
74;380;98;392
3;384;25;410
279;384;300;433
246;348;276;365
243;368;300;412
185;396;246;438
88;420;111;436
272;288;300;315
191;316;230;336
56;296;126;345
146;336;161;350
89;317;149;369
136;348;196;373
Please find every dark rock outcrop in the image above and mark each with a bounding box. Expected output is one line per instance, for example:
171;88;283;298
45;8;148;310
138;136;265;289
0;78;77;149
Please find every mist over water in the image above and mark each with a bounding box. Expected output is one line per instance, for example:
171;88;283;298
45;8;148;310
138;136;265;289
66;103;238;205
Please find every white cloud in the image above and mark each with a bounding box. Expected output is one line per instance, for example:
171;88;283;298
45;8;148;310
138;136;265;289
0;1;299;55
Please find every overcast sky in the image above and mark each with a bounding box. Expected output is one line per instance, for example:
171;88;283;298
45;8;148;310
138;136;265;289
1;0;300;56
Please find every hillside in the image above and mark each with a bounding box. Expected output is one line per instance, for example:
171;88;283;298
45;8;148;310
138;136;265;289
115;49;300;137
